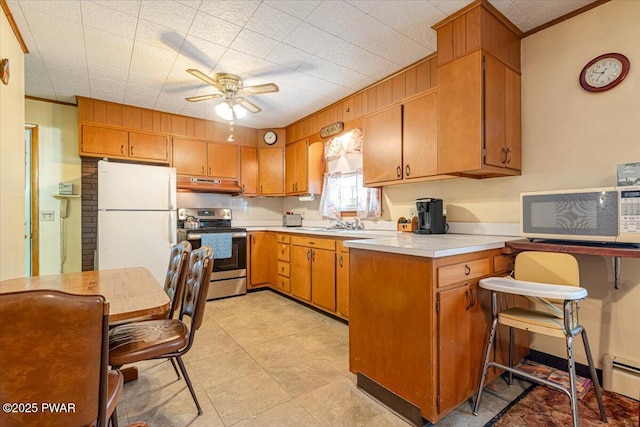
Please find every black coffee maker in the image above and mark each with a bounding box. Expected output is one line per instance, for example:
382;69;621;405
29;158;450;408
414;198;448;234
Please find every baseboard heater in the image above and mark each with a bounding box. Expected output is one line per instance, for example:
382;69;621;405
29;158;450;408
603;354;640;400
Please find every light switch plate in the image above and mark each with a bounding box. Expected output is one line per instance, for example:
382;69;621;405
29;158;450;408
41;210;55;221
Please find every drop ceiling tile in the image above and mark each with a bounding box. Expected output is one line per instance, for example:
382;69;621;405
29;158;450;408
81;1;137;38
135;19;186;53
359;1;446;47
129;42;177;79
297;58;366;88
19;0;82;23
25;10;85;59
276;70;344;96
188;10;242;46
43;53;89;76
6;2;37;52
229;29;279;59
177;35;226;69
265;44;314;70
197;0;260;25
347;75;375;91
214;49;266;76
90;76;127;94
139;0;198;33
27;85;57;100
24;55;51;88
513;0;593;26
153;100;186;115
305;1;365;36
343;15;431;65
88;63;129;82
244;3;302;41
89;1;141;18
84;27;134;69
265;0;321;20
127;71;167;90
430;0;474;16
124;84;161;99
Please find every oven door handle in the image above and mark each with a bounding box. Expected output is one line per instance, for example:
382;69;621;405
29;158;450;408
185;231;247;240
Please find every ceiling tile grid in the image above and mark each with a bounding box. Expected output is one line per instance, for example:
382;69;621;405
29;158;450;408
8;0;599;127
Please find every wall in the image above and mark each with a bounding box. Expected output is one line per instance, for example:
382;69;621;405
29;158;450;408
25;99;81;274
0;10;25;280
380;0;640;369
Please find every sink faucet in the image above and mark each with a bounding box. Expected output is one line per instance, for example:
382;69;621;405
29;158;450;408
329;218;350;229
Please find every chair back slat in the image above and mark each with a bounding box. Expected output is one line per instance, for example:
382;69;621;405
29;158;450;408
179;246;214;332
164;241;192;318
515;252;580;286
0;290;109;427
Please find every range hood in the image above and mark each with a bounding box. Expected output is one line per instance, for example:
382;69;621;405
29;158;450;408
177;176;243;194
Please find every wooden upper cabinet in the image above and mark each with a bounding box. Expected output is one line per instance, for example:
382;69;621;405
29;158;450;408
240;147;258;196
81;125;128;158
285;139;325;195
207;143;238;179
437;51;521;176
258;147;284;195
363;105;403;185
173;138;207;176
403;91;438;180
128;131;169;162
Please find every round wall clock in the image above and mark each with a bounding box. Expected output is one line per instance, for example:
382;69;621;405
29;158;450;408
579;53;630;92
263;130;277;145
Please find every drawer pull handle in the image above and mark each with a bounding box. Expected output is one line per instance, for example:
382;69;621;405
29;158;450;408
465;290;471;310
307;249;311;260
506;148;512;164
339;256;343;267
502;148;508;164
405;164;410;177
121;145;125;155
201;166;205;174
130;146;134;156
396;165;401;178
464;264;471;276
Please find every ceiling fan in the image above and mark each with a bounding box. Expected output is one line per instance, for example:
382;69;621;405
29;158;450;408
185;69;279;121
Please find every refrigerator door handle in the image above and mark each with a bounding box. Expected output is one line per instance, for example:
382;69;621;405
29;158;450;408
168;175;176;210
169;211;177;246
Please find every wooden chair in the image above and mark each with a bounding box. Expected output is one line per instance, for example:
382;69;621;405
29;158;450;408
473;252;607;427
109;246;214;415
0;290;119;427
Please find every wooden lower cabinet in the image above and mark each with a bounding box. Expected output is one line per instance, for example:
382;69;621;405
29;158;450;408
349;248;528;424
310;248;336;312
290;245;311;301
248;232;277;288
336;246;350;319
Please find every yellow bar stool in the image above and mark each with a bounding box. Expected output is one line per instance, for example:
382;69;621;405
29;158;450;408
473;252;607;427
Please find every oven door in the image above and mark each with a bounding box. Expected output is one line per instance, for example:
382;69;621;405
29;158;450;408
183;231;247;272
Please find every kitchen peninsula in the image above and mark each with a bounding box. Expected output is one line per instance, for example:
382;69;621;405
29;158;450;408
344;233;528;425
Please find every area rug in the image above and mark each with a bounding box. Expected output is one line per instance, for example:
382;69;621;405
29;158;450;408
485;384;639;426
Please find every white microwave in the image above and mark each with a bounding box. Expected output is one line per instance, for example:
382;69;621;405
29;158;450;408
521;186;640;244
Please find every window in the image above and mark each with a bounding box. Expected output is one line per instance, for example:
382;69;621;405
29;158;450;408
339;172;358;212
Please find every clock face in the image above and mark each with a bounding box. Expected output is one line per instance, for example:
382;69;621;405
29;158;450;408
580;53;630;92
263;130;277;145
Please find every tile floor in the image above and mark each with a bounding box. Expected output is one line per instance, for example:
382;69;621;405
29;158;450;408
116;290;530;426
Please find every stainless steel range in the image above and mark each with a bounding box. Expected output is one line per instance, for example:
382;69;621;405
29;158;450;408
177;208;246;300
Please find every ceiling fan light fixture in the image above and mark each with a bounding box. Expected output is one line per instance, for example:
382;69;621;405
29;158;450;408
233;104;247;119
215;101;233;121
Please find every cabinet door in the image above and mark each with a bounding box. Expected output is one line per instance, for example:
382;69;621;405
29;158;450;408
81;125;128;158
468;281;491;389
484;54;507;169
208;143;238;178
290;245;311;301
173;138;207;176
505;67;522;170
240;147;258;195
285;142;297;194
437;50;483;174
294;140;308;193
249;233;276;287
403;91;438;179
363;105;402;185
311;248;336;312
258;147;284;195
437;284;472;414
128;131;169;163
336;252;349;319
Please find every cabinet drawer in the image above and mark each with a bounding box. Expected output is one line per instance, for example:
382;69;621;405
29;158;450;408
277;243;290;261
277;234;290;244
276;275;290;293
278;261;290;277
493;255;513;274
291;236;336;251
437;258;490;287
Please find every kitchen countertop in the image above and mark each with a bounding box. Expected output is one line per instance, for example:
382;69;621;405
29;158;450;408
243;226;519;258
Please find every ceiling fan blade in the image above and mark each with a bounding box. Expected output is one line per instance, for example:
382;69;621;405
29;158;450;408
185;94;223;102
186;69;224;91
237;97;261;113
238;83;279;95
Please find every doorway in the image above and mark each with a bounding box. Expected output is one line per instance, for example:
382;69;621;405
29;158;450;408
24;125;39;276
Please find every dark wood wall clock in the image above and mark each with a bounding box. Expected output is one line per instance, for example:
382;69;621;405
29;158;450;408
579;53;630;92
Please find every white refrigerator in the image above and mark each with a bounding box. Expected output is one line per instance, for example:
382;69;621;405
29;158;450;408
97;161;177;285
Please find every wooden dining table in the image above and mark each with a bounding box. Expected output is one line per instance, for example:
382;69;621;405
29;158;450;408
0;267;170;322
